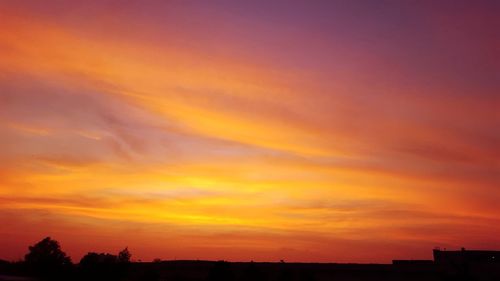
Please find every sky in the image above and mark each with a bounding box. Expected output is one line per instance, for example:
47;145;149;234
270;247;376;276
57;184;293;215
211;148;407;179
0;0;499;263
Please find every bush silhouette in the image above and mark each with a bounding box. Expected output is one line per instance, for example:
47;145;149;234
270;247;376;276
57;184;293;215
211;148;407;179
79;248;132;281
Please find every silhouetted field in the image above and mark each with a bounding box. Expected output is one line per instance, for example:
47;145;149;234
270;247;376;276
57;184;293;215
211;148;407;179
125;260;441;281
4;259;500;281
0;260;427;281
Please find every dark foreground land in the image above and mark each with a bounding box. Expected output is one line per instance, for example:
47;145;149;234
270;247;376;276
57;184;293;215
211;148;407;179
2;259;500;281
122;260;441;281
2;238;499;281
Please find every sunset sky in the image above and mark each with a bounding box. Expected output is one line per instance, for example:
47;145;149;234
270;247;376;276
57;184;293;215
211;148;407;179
0;0;499;263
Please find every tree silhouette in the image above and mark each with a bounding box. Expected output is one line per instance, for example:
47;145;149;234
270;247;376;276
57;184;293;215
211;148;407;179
24;237;72;280
79;252;117;281
118;247;131;263
79;248;132;281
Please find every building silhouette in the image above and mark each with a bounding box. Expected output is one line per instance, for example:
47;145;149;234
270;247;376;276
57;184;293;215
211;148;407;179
433;248;500;280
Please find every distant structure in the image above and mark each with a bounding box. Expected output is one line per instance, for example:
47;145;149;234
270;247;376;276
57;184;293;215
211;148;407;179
433;248;500;265
433;248;500;279
392;248;500;277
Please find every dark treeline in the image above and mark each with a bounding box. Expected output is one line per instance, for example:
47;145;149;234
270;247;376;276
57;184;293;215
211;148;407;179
0;237;132;281
1;237;259;281
2;237;500;281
